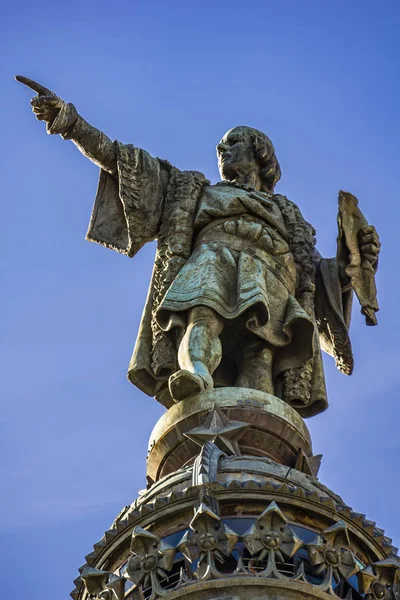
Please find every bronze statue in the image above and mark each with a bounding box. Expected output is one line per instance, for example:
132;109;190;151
16;75;380;417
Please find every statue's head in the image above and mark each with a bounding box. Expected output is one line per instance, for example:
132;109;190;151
216;126;281;193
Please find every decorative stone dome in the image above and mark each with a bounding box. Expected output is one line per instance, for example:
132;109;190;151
72;391;399;600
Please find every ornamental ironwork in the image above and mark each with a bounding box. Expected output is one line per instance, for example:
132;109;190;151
126;528;176;600
178;502;239;580
358;559;400;600
306;521;360;594
81;504;398;600
242;501;303;578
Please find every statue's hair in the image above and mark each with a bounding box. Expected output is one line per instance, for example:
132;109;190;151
251;129;282;193
230;126;282;193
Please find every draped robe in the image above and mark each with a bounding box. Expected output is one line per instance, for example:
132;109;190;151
86;142;353;418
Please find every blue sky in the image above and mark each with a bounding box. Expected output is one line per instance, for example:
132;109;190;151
1;1;400;598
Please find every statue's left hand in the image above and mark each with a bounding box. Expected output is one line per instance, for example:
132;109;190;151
358;225;380;268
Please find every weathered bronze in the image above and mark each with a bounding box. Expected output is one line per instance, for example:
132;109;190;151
16;75;380;418
16;75;393;600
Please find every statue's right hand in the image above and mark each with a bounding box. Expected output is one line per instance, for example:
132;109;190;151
15;75;64;124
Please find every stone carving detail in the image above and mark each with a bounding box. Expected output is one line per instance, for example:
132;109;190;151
242;501;302;578
178;502;239;580
187;407;250;512
307;521;360;594
81;568;125;600
358;559;400;600
78;501;399;600
191;443;225;515
192;441;224;488
184;406;250;456
126;527;176;600
294;448;322;477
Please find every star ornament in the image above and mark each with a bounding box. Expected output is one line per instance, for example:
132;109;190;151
184;405;250;455
178;502;238;569
103;577;125;600
80;568;125;600
81;568;110;597
358;558;400;600
126;527;175;590
307;521;360;581
243;501;303;563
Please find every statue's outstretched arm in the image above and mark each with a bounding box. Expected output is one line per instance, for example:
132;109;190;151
15;75;117;176
62;116;117;176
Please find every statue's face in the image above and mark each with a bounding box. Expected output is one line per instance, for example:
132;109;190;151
217;127;258;181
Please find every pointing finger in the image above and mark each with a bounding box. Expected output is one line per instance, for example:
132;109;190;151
15;75;54;96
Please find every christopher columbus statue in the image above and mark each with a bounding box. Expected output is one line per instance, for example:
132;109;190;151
16;76;380;417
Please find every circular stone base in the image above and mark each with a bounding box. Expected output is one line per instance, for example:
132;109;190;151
146;387;312;482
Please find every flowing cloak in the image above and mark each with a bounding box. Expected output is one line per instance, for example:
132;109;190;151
86;142;353;418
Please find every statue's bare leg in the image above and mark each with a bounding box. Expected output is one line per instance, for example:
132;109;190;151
169;306;223;401
235;337;274;395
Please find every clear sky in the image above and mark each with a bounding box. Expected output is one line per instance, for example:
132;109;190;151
1;1;400;598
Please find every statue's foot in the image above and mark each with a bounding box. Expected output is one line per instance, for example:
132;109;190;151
169;369;213;401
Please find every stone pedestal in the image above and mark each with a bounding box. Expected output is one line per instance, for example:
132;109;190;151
147;388;313;482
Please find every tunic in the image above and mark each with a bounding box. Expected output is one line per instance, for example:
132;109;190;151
156;184;315;378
